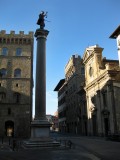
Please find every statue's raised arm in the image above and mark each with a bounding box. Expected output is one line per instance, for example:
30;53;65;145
37;11;48;29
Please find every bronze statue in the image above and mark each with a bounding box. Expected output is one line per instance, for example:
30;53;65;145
37;11;48;29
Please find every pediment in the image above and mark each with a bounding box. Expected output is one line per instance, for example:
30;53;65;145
83;48;94;63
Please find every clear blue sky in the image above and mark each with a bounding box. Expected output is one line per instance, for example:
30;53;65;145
0;0;120;115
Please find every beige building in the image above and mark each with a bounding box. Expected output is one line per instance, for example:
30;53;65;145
55;55;87;134
65;55;86;134
83;45;120;136
0;30;34;138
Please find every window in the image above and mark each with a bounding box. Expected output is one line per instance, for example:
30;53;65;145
16;83;19;87
7;39;10;44
3;39;6;43
14;92;20;103
8;108;11;115
16;48;22;56
14;68;21;78
23;39;26;43
1;47;8;56
11;38;14;43
19;39;22;44
15;38;18;44
0;92;6;102
89;67;93;77
0;68;7;78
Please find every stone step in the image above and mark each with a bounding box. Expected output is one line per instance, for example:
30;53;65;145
22;140;61;149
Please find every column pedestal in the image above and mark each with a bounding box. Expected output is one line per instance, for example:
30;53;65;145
23;119;60;148
31;120;50;138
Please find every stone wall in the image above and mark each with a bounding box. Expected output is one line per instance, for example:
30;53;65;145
0;30;34;138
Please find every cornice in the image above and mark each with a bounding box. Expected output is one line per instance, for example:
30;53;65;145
85;70;119;91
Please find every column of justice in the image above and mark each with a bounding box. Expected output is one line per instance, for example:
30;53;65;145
34;11;49;120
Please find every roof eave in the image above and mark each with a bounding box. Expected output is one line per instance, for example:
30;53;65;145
109;25;120;39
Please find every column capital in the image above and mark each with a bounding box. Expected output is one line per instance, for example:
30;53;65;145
35;29;49;38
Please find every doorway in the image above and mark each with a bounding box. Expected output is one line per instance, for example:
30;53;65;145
5;121;14;137
104;118;109;136
92;114;97;136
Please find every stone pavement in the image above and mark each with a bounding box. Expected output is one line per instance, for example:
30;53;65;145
0;134;120;160
0;145;100;160
0;137;101;160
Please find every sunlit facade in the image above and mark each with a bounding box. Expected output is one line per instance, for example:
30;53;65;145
83;45;120;136
0;30;34;138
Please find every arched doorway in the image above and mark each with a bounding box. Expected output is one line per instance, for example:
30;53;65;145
5;121;14;137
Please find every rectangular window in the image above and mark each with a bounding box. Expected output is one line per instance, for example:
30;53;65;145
16;48;22;56
8;108;11;115
1;47;8;56
14;93;20;103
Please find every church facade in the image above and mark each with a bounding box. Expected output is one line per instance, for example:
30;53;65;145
83;45;120;136
0;30;34;138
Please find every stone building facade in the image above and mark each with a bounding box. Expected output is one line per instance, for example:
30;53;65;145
83;45;120;136
65;55;86;134
55;55;86;134
54;79;66;132
0;30;34;138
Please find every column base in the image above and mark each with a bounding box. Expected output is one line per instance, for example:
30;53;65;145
23;120;60;149
31;119;51;138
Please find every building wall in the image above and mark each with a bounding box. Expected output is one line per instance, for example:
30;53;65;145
65;55;86;134
58;83;67;133
83;45;120;136
0;30;34;138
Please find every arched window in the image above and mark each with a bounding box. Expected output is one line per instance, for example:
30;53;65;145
14;68;21;78
16;48;22;56
1;47;8;56
0;68;7;77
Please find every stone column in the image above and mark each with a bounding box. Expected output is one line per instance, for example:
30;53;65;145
31;28;50;139
34;29;49;120
96;90;103;136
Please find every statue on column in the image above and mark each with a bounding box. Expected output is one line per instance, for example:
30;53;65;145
37;11;48;29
